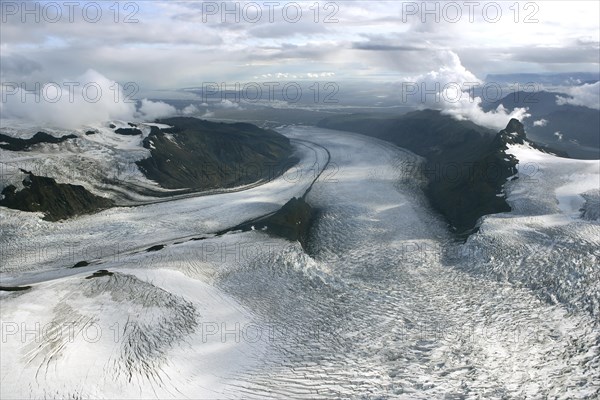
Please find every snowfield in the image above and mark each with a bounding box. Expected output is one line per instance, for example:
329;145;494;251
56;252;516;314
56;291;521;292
1;267;266;399
461;143;600;319
0;133;325;277
507;143;600;218
1;126;599;399
0;121;174;205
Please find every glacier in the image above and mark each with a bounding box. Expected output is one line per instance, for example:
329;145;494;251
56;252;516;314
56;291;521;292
1;125;599;399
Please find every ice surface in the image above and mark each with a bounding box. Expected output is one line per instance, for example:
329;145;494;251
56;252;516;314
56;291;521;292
460;143;600;319
1;126;598;399
507;143;600;217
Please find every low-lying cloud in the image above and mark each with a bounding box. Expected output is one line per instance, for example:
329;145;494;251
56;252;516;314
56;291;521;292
0;70;179;129
401;51;530;130
556;82;600;110
136;98;177;120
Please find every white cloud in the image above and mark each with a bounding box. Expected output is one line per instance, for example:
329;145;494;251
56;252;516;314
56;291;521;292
182;104;200;115
307;72;335;78
201;110;215;118
402;51;530;130
442;98;530;131
1;70;180;128
2;1;597;87
1;69;135;129
534;119;548;127
218;99;242;109
136;98;177;120
556;82;600;110
554;131;564;140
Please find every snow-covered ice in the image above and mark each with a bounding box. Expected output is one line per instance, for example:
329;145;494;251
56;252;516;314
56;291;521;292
1;126;599;399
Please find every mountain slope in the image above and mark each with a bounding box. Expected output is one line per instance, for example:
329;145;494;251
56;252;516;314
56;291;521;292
318;111;527;234
136;117;296;190
0;170;114;221
0;118;297;220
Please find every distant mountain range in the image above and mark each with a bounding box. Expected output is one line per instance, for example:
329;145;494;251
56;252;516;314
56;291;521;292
482;91;599;159
484;73;599;86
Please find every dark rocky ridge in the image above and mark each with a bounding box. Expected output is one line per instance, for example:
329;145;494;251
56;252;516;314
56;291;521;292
0;132;77;151
136;117;296;190
0;285;32;292
219;197;315;250
146;245;165;252
114;128;142;136
0;170;114;221
426;118;523;235
85;270;114;279
318;110;531;235
72;261;91;268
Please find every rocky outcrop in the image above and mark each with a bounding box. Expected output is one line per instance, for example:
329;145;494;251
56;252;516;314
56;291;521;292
85;270;114;279
253;197;314;244
0;132;77;151
0;285;32;292
114;128;142;135
483;90;600;156
224;197;315;249
0;170;114;221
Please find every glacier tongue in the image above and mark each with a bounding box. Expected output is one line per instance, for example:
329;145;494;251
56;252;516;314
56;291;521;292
211;126;599;399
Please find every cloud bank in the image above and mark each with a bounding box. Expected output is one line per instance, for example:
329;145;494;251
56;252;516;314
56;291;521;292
556;82;600;110
1;70;179;129
1;1;597;87
402;51;530;130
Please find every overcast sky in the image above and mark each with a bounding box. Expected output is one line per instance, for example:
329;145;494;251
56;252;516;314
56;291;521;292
1;1;599;89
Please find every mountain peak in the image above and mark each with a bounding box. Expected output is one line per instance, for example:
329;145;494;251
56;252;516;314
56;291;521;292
497;118;527;145
505;118;526;136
